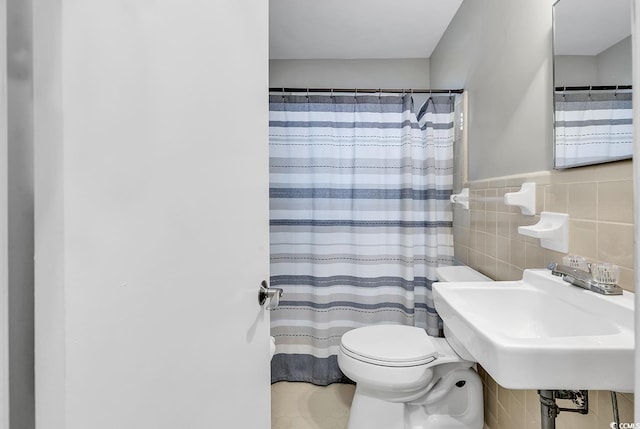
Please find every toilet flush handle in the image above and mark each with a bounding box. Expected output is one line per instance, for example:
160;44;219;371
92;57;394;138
258;280;283;309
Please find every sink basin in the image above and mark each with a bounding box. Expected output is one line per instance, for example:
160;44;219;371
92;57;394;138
432;269;634;392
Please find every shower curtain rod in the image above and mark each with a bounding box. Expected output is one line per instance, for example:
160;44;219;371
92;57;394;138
555;85;632;92
269;87;464;94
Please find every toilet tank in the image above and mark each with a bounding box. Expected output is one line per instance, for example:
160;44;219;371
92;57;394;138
435;265;492;282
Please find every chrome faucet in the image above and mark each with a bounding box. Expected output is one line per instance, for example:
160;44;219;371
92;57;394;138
547;263;623;295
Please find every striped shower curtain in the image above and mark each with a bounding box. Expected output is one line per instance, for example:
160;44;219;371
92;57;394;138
555;90;632;168
269;94;455;385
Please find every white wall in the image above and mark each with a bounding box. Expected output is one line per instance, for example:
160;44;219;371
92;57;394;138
430;0;555;180
33;0;68;425
597;36;632;85
270;58;433;111
270;58;430;89
555;36;632;86
554;55;597;86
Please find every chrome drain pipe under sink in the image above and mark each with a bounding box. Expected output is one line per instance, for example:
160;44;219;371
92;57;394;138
539;390;588;429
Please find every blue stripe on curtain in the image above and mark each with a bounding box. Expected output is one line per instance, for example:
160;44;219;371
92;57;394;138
271;275;432;289
270;220;451;227
269;94;455;385
270;188;451;199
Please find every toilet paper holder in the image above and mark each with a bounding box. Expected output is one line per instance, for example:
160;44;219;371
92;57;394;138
258;280;283;309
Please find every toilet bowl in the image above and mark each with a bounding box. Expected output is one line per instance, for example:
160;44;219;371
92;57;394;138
337;265;490;429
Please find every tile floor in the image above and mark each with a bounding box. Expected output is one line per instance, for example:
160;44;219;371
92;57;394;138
271;382;355;429
271;381;491;429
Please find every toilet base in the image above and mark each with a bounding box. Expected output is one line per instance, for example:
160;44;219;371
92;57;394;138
346;368;484;429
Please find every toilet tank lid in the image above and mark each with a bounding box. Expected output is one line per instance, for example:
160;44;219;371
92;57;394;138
435;266;492;282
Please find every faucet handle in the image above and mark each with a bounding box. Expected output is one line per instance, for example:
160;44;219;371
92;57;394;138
590;263;620;285
562;255;589;271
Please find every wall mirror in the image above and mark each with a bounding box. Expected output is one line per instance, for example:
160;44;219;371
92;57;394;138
552;0;632;169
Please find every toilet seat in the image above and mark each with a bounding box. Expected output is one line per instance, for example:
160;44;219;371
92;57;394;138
340;325;438;367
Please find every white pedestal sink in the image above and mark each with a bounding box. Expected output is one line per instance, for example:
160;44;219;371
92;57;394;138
433;269;634;392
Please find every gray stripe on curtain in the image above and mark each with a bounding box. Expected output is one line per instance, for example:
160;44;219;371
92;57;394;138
271;355;352;385
555;119;632;127
269;95;415;110
555;91;631;107
269;94;455;385
269;120;427;129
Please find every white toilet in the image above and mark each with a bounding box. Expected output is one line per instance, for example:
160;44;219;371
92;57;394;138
337;265;491;429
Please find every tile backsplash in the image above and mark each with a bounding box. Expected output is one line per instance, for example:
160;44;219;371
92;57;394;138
453;160;635;291
452;159;635;429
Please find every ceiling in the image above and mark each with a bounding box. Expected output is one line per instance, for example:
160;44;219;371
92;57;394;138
269;0;464;60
